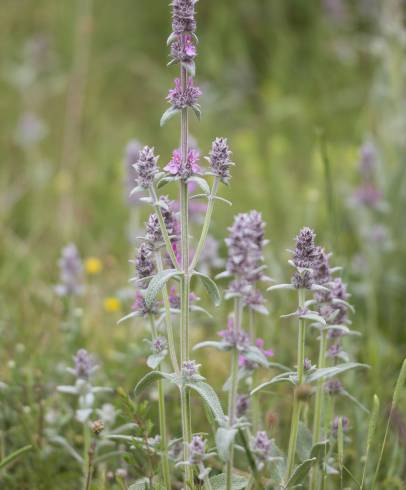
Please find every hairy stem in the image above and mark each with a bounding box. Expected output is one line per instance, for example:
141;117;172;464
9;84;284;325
310;328;328;490
179;62;193;487
285;288;306;480
149;316;171;488
84;439;96;490
189;177;219;272
155;252;179;374
82;424;91;489
226;297;242;490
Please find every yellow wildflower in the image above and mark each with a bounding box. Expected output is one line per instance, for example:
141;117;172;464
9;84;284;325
85;257;103;275
103;297;121;313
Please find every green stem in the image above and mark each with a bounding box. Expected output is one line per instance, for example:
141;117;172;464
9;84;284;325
285;288;306;481
189;178;219;272
249;309;260;432
226;298;242;490
149;316;171;489
150;185;180;270
179;62;193;488
82;423;91;489
310;328;328;490
155;252;179;374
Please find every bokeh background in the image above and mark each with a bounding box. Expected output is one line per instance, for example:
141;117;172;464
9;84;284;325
1;0;406;488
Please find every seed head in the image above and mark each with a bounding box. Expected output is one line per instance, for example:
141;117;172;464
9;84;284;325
90;419;104;435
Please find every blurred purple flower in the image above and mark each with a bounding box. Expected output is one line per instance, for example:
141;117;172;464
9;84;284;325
189;435;206;465
133;146;159;189
236;394;250;417
55;243;84;297
171;0;198;35
124;139;142;204
73;349;95;380
131;291;158;316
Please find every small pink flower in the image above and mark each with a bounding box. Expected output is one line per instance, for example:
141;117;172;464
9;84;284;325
164;148;201;179
255;338;274;357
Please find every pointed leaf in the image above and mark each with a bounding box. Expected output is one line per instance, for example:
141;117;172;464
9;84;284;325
187;176;210;195
305;363;368;383
134;371;177;397
145;269;182;308
193;340;229;352
146;353;166;369
160;107;180;126
285;458;316;487
209;473;248;490
251;372;296;396
193;271;221;306
191;104;201;120
186;381;226;424
216;427;237;462
244;346;269;368
129;477;149;490
296;422;312;461
0;445;32;470
310;440;330;461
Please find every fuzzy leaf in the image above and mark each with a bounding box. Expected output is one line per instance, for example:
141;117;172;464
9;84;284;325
285;458;316;487
251;372;296;396
193;340;229;352
305;362;368;383
209;473;248;490
268;440;286;483
0;445;32;470
145;269;182;308
216;427;237;462
134;371;177;397
193;271;221;306
187;176;210;195
244;346;269;368
129;478;149;490
310;440;330;462
160;107;180;127
186;381;226;424
191;104;201;120
182;60;196;77
268;283;295;292
146;353;166;369
296;422;312;461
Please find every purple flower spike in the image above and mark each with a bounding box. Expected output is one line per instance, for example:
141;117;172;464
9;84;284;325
171;0;198;35
291;227;318;289
325;378;343;395
188;435;206;465
133;146;159;189
332;415;349;435
206;137;233;184
167;77;202;110
135;242;155;286
74;349;94;380
55;243;84;297
252;431;271;461
152;336;168;354
182;360;200;378
236;394;250;417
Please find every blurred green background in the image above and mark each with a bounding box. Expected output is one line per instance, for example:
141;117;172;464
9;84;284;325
1;0;406;487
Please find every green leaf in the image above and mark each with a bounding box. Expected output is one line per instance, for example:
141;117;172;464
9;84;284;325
129;477;149;490
209;473;248;490
0;445;32;470
134;371;177;397
285;458;316;487
191;104;201;120
305;362;368;383
216;427;237;462
186;381;226;424
310;440;330;461
160;107;180;126
296;422;312;461
145;269;182;308
187;176;210;195
268;440;286;484
193;340;229;352
146;352;166;369
193;271;221;306
251;372;296;396
244;345;269;368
